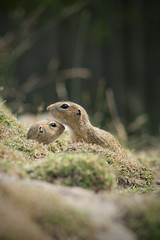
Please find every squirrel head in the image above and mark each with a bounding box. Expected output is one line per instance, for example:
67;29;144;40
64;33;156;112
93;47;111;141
47;101;90;128
27;119;64;144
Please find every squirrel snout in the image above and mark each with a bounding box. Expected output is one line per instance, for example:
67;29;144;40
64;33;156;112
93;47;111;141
47;105;51;112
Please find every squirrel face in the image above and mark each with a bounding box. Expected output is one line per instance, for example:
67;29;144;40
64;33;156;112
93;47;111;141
27;119;65;144
47;101;89;127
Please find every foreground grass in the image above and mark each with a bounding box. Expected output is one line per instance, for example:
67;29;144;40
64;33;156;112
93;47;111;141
123;196;160;240
0;174;160;240
0;174;95;240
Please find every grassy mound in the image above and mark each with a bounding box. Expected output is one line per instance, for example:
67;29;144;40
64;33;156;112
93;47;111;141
27;153;116;192
0;101;116;191
109;154;153;189
0;143;27;177
64;142;154;189
0;100;154;191
0;100;159;240
0;103;49;159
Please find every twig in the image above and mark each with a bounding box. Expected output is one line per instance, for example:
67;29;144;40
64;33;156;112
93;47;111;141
105;88;127;142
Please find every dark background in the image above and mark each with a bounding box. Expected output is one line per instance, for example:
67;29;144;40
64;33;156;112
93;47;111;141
0;0;160;137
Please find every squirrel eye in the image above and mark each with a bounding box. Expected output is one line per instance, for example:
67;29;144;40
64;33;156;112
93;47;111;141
60;103;69;109
49;122;57;127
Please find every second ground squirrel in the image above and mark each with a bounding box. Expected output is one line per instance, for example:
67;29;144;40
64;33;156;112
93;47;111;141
27;119;65;144
47;101;126;158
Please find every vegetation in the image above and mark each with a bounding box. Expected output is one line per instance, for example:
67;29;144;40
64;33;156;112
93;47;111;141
0;101;159;239
27;153;115;191
0;101;154;191
63;142;154;189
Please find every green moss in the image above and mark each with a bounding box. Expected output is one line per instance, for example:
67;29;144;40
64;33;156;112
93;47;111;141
0;143;28;177
136;149;160;185
0;102;49;160
124;198;160;240
111;159;153;189
0;108;16;127
2;136;49;159
27;153;116;191
63;142;154;190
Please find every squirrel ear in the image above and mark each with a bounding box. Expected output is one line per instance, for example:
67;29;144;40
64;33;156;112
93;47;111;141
76;109;81;116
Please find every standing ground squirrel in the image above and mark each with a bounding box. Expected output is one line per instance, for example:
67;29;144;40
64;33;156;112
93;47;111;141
47;101;127;158
27;119;65;144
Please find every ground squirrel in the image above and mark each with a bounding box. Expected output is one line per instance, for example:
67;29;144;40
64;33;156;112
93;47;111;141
27;119;65;144
47;101;126;158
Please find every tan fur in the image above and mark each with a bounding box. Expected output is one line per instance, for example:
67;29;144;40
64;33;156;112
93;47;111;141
27;119;65;144
47;101;127;158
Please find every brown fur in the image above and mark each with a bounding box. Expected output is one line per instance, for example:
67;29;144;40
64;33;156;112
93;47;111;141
27;119;65;144
47;101;127;158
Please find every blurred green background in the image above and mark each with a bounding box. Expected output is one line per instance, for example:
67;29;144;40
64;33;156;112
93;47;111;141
0;0;160;137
